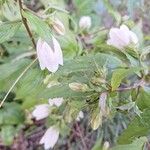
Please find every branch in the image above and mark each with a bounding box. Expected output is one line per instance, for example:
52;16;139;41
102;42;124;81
116;79;145;92
18;0;36;48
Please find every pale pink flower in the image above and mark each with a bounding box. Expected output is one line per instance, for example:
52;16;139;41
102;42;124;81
107;24;138;49
79;16;91;29
40;126;59;149
32;104;50;120
53;18;65;35
36;37;63;73
76;111;84;121
48;98;64;107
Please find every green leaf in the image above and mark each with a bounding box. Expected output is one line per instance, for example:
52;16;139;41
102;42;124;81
0;125;17;146
111;67;140;91
22;10;52;40
1;0;21;21
0;21;22;43
39;53;122;99
0;59;30;81
56;53;123;76
113;137;147;150
118;109;150;144
137;87;150;110
0;102;25;125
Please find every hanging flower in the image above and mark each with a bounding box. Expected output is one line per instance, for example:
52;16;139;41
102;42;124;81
79;16;91;29
52;18;65;35
48;97;64;107
36;37;63;73
32;104;50;120
32;98;64;120
76;111;84;121
40;126;59;149
107;24;138;49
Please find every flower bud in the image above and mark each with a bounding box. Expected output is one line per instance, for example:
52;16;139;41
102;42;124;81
52;18;65;35
79;16;91;29
69;82;89;92
91;77;106;85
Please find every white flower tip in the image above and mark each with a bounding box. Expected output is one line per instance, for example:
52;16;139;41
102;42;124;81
79;16;91;29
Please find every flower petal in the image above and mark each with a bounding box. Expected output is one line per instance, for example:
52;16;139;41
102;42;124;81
52;37;63;66
32;104;50;120
42;40;59;72
36;38;46;70
40;126;59;149
129;31;138;44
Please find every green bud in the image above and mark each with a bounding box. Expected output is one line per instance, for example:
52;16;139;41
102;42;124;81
69;82;89;92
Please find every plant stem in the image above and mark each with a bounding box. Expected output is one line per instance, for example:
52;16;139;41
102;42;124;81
116;79;145;92
0;58;38;108
18;0;36;48
75;123;88;150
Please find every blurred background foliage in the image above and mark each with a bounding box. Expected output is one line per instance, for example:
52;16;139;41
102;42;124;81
0;0;150;149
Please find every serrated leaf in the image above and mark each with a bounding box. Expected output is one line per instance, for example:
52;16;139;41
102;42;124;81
55;53;123;77
0;21;22;43
1;0;21;21
113;137;147;150
22;10;52;40
111;67;140;91
118;109;150;144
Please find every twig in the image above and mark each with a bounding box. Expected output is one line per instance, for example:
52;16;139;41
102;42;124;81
75;123;88;150
116;79;145;92
0;58;37;108
18;0;36;48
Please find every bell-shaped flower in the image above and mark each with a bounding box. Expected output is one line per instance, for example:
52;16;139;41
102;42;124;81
107;24;138;49
36;37;63;73
32;104;50;120
76;111;84;121
79;16;91;29
52;18;65;35
40;126;59;149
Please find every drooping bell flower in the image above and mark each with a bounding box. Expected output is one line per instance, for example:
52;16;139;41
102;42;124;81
40;126;59;149
107;24;138;49
36;37;63;73
32;104;50;120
